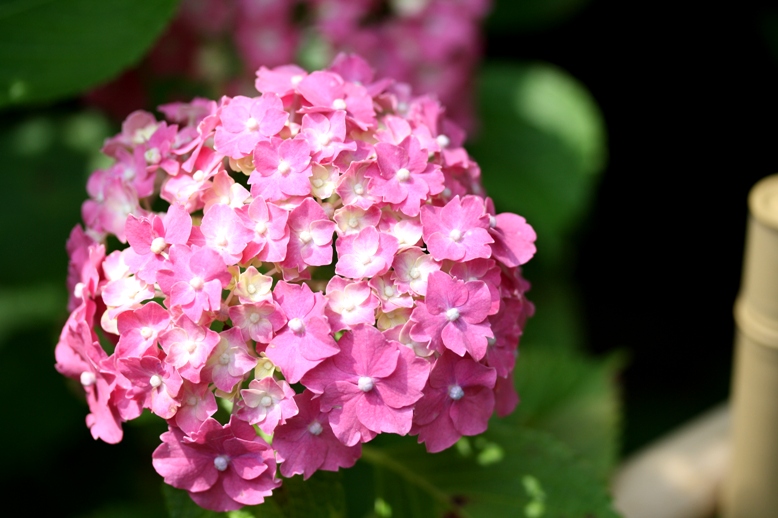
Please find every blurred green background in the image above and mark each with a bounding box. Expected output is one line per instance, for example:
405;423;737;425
2;0;777;515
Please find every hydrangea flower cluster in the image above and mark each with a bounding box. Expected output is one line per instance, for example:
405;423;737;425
56;54;535;512
89;0;489;129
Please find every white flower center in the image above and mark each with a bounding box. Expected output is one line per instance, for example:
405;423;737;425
260;395;273;407
249;312;261;324
299;230;312;243
383;285;394;297
445;308;460;322
277;159;291;175
409;267;420;279
214;455;230;471
245;117;259;132
187;396;198;406
80;371;96;387
262;360;273;371
442;187;452;198
318;133;332;147
291;74;303;86
307;421;323;435
436;134;450;148
140;326;153;339
332;98;347;110
149;375;163;388
448;385;465;401
288;317;305;333
216;235;228;247
255;220;267;235
190;276;204;290
358;376;374;392
219;352;231;366
193;169;205;182
348;216;359;228
74;282;85;299
353;183;364;195
489;215;497;228
395;167;410;182
150;237;166;254
449;229;463;242
312;177;324;187
186;341;197;353
247;284;257;294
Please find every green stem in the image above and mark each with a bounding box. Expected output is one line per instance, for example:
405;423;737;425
359;445;469;518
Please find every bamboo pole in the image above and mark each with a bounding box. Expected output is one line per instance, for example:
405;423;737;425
723;174;778;517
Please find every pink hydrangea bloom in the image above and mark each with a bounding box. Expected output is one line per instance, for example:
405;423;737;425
412;351;497;453
302;324;430;446
59;55;535;512
152;417;280;511
273;391;362;479
236;377;298;434
409;271;494;360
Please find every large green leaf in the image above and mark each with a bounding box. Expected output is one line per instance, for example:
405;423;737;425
469;62;607;267
0;0;179;108
347;426;620;518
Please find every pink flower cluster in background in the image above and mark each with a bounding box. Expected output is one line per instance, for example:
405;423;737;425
57;54;535;512
89;0;489;130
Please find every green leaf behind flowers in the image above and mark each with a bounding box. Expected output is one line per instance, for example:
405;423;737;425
0;0;180;108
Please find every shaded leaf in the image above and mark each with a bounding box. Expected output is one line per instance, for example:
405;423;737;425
0;0;179;107
351;426;620;518
469;62;607;266
510;344;624;480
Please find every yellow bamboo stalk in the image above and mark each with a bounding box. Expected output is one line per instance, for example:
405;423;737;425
723;174;778;517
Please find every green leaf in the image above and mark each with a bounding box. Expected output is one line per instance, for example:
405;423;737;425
510;345;624;481
469;62;607;266
163;471;346;518
0;0;180;108
351;426;620;518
